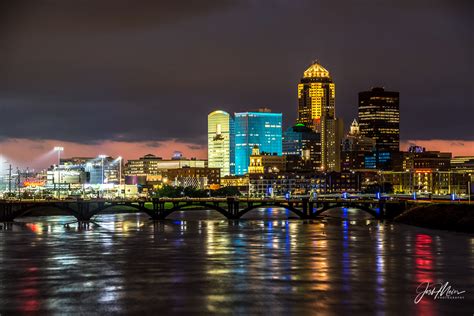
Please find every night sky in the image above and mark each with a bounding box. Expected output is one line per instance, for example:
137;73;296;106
1;0;472;168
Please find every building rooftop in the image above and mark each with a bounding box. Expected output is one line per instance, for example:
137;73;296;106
303;61;330;79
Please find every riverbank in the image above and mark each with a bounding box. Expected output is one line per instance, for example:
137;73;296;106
394;204;474;233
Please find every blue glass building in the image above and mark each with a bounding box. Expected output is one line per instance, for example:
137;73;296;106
234;110;282;175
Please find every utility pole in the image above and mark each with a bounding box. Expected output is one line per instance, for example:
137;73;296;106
16;167;20;200
8;164;12;195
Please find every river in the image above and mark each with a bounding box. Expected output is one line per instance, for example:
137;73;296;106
0;208;472;315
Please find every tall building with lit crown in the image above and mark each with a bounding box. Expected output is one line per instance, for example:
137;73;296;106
358;87;400;153
208;110;234;177
297;61;341;171
234;108;282;175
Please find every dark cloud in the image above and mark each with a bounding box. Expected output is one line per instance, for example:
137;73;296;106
0;0;472;145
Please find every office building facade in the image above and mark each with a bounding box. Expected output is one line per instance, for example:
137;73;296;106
283;123;322;172
358;87;400;153
297;61;341;171
234;108;282;175
208;110;235;177
341;119;376;171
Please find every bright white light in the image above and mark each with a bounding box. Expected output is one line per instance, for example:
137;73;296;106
117;156;122;160
54;146;64;151
98;155;107;159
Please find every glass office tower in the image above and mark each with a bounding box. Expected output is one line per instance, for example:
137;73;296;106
234;109;282;175
208;110;235;177
358;87;400;170
358;87;400;153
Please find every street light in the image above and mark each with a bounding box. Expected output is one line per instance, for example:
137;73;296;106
54;146;64;199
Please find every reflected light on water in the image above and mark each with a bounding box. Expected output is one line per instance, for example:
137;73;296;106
0;210;472;315
415;234;435;316
310;223;330;292
375;224;386;311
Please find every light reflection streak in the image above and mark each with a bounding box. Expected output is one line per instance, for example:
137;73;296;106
20;264;40;313
310;223;329;292
341;220;350;293
414;234;435;315
375;224;386;311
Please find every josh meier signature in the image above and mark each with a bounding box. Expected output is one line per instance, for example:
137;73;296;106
414;281;466;304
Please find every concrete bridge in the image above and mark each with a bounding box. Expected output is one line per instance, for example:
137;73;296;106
0;197;417;222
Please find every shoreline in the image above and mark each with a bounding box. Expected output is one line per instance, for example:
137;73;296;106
394;204;474;233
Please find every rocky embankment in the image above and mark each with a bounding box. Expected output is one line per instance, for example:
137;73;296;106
394;204;474;233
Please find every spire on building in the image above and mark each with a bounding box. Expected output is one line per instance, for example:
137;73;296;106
349;119;360;136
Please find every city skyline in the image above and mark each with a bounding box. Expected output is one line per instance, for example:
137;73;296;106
1;0;473;169
0;3;472;315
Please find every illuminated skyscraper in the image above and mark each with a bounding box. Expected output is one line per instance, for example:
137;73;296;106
358;87;400;153
297;61;341;171
208;110;234;177
234;108;282;175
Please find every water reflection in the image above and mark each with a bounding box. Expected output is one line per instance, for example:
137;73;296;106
0;208;472;314
414;234;435;316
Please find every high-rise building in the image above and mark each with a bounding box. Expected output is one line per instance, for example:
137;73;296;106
297;61;341;171
283;123;321;172
358;87;400;153
208;110;235;177
234;108;282;175
341;119;376;171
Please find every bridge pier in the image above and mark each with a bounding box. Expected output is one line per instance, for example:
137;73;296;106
0;203;15;222
76;202;93;221
377;200;385;219
308;201;314;217
302;198;309;218
146;198;169;220
227;198;239;219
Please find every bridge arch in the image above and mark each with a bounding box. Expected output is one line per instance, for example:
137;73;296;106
89;203;153;219
14;204;80;220
163;203;230;219
313;203;380;219
237;203;307;219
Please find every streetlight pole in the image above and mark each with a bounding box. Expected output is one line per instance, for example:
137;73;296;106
54;146;64;200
